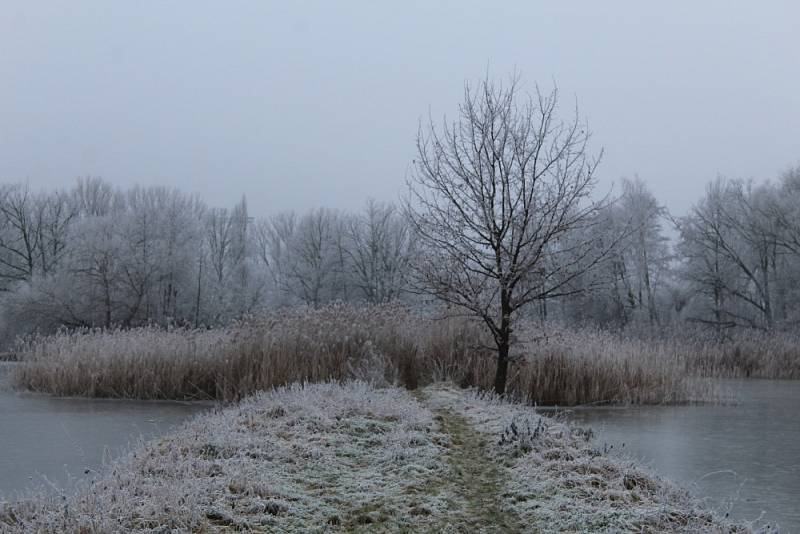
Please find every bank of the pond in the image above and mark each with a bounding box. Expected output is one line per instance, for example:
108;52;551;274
1;382;752;533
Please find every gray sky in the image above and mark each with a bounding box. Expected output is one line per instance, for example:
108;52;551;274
1;1;798;217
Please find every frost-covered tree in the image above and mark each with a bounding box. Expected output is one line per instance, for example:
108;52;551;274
0;179;257;338
122;186;206;323
589;178;672;327
253;212;297;307
199;197;263;323
0;184;76;288
677;178;782;332
283;208;346;308
406;76;609;395
346;199;413;304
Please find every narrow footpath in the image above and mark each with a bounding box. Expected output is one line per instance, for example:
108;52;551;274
414;389;526;534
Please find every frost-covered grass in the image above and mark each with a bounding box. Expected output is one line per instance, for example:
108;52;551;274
0;382;457;532
14;303;798;405
0;381;756;533
685;330;800;379
424;384;759;533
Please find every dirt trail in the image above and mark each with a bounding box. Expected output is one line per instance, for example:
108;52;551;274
414;390;527;534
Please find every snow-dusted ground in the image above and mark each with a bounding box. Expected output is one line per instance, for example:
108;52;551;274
424;384;762;533
1;382;758;533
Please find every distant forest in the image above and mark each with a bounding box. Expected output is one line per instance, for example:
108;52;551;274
1;167;799;346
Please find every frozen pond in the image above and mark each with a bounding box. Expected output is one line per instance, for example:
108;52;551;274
0;362;211;498
556;379;800;532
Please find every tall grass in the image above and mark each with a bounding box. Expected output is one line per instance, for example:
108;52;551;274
12;304;466;401
506;328;718;405
685;331;800;379
12;304;800;405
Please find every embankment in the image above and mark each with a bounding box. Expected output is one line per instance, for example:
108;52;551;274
1;382;751;533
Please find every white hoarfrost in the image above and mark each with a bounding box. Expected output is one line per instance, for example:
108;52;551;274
1;382;763;533
1;382;458;532
424;384;764;533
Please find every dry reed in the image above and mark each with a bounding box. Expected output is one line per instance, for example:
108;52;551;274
11;304;800;405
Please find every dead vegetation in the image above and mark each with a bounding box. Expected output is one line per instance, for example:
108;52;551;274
11;304;800;405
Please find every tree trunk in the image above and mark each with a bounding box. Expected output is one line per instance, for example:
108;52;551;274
194;255;203;328
494;291;512;395
493;338;510;395
103;276;112;328
761;252;773;330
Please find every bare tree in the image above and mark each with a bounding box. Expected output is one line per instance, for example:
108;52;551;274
769;166;800;256
677;178;779;332
595;178;671;327
346;199;413;303
72;176;118;217
0;184;43;285
203;197;253;322
285;208;343;308
406;76;609;395
0;184;77;288
253;212;297;305
37;189;77;276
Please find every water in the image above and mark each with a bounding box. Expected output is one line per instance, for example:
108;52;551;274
2;365;797;531
0;363;211;498
555;379;800;532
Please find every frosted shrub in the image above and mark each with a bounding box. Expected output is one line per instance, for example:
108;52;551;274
345;340;396;386
498;416;548;455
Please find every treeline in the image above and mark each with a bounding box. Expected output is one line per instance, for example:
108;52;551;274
1;168;799;345
574;168;800;334
0;177;413;345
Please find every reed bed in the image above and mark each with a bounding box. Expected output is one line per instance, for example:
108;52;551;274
684;331;800;379
11;304;800;405
508;328;717;405
12;304;465;401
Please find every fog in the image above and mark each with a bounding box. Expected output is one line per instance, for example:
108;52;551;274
3;5;800;530
1;1;798;216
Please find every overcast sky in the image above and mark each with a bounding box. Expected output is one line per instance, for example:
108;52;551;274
1;1;798;217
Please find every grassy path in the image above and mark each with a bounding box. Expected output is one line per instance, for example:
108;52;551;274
414;390;526;534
